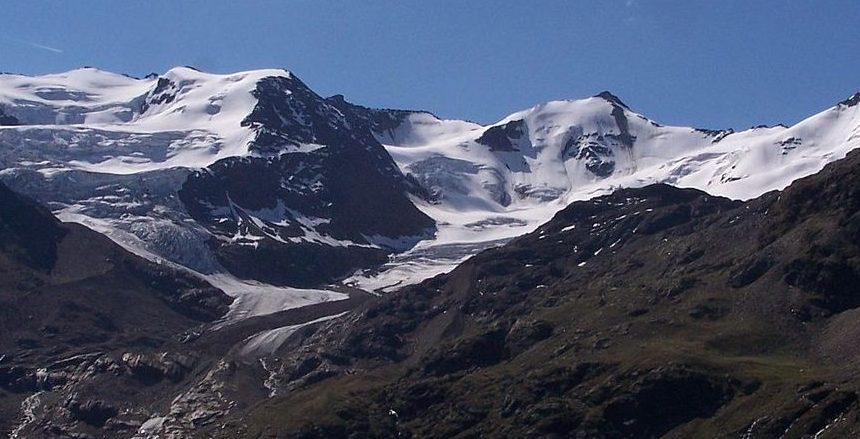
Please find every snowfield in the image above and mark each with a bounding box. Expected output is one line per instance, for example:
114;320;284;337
0;66;289;173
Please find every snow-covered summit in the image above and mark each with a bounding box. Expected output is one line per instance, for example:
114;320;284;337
382;92;710;212
593;90;631;109
0;66;291;123
345;88;860;291
380;88;860;209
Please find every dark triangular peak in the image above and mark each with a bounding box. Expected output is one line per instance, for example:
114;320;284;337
595;90;631;110
476;119;526;152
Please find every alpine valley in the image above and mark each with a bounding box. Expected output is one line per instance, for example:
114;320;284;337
1;66;860;438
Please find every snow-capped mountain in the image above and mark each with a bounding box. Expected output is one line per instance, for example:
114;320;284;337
0;67;434;303
1;66;859;302
374;90;860;216
341;90;860;291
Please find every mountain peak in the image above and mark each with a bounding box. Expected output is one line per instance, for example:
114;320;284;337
594;90;630;110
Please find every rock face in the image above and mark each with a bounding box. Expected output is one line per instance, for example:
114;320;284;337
196;150;860;438
0;181;66;270
476;119;528;152
323;94;424;143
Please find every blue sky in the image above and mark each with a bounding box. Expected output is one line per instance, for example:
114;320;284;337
2;1;859;129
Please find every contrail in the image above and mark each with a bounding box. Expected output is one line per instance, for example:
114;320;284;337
6;36;64;54
24;41;64;54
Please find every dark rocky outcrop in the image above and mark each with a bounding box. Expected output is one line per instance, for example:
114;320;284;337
325;94;419;141
66;398;119;427
476;119;527;152
0;181;66;270
0;107;19;126
839;92;860;108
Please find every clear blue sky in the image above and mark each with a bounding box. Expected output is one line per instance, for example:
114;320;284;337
2;1;859;129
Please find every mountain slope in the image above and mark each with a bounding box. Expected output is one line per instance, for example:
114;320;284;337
207;149;860;438
0;182;232;437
